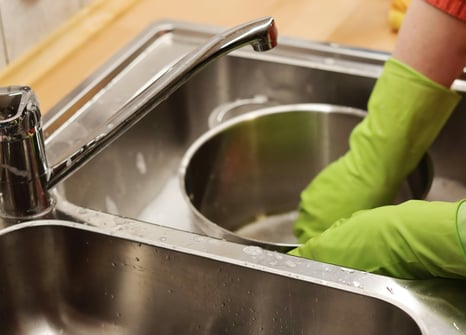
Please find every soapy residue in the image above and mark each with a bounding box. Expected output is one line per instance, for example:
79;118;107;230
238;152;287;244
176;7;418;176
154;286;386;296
234;211;298;243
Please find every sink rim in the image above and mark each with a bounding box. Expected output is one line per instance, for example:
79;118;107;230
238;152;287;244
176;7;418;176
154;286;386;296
0;217;428;334
22;199;465;335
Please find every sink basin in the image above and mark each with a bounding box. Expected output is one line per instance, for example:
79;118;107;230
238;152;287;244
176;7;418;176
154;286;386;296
45;21;466;234
20;20;465;334
0;219;462;334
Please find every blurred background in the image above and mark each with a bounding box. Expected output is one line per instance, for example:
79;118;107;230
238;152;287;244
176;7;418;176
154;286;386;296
0;0;409;110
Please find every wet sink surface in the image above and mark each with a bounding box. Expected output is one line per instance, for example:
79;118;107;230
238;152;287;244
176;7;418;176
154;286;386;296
46;21;383;233
27;20;466;334
0;220;425;334
47;21;466;234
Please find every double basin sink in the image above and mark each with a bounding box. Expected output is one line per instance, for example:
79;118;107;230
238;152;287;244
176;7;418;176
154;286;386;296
0;20;465;334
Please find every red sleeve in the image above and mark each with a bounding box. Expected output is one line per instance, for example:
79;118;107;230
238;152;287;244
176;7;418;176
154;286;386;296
425;0;466;21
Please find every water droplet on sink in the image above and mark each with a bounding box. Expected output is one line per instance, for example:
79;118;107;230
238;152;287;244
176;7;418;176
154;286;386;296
113;216;125;224
193;235;205;242
285;260;296;268
274;253;283;260
352;281;362;288
135;152;147;174
105;196;120;215
78;208;88;215
242;246;263;256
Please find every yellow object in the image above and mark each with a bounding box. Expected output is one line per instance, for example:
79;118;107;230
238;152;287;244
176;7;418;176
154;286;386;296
389;0;411;32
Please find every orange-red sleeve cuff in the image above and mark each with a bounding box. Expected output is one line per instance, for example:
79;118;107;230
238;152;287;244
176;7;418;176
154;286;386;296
426;0;466;21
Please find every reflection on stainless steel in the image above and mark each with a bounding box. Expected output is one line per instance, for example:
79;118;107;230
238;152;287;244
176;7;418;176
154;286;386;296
47;16;277;189
0;17;277;222
0;19;462;334
207;94;277;128
180;104;432;251
0;87;51;219
0;218;464;334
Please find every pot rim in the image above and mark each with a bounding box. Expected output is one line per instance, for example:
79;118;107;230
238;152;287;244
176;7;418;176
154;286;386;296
178;103;369;251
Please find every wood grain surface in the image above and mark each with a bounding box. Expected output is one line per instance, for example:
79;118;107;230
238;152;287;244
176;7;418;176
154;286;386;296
0;0;398;112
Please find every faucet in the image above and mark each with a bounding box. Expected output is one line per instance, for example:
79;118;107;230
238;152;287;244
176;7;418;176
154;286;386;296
0;17;278;223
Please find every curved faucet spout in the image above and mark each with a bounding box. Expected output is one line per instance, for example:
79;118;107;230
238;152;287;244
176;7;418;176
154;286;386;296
47;16;277;189
0;17;278;222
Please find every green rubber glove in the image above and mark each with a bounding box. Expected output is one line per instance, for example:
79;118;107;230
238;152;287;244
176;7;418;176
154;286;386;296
294;58;461;243
289;200;466;279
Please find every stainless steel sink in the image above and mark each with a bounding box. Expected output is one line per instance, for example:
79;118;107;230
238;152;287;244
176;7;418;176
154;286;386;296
4;20;463;334
46;21;466;233
0;219;463;334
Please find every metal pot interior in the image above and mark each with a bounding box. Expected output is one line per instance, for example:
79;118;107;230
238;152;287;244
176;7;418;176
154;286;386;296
180;104;431;250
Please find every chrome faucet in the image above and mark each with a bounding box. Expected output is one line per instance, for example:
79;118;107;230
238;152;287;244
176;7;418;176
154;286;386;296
0;17;278;223
0;86;51;219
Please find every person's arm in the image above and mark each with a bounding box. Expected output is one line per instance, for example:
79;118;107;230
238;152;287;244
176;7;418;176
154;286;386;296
294;0;466;243
394;0;466;87
290;200;466;279
291;0;466;279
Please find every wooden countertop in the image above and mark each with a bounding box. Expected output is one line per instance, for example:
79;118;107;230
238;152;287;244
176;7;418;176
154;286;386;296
0;0;397;113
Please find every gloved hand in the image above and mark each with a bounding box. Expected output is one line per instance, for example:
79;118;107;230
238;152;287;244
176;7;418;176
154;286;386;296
289;200;466;279
293;58;461;243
